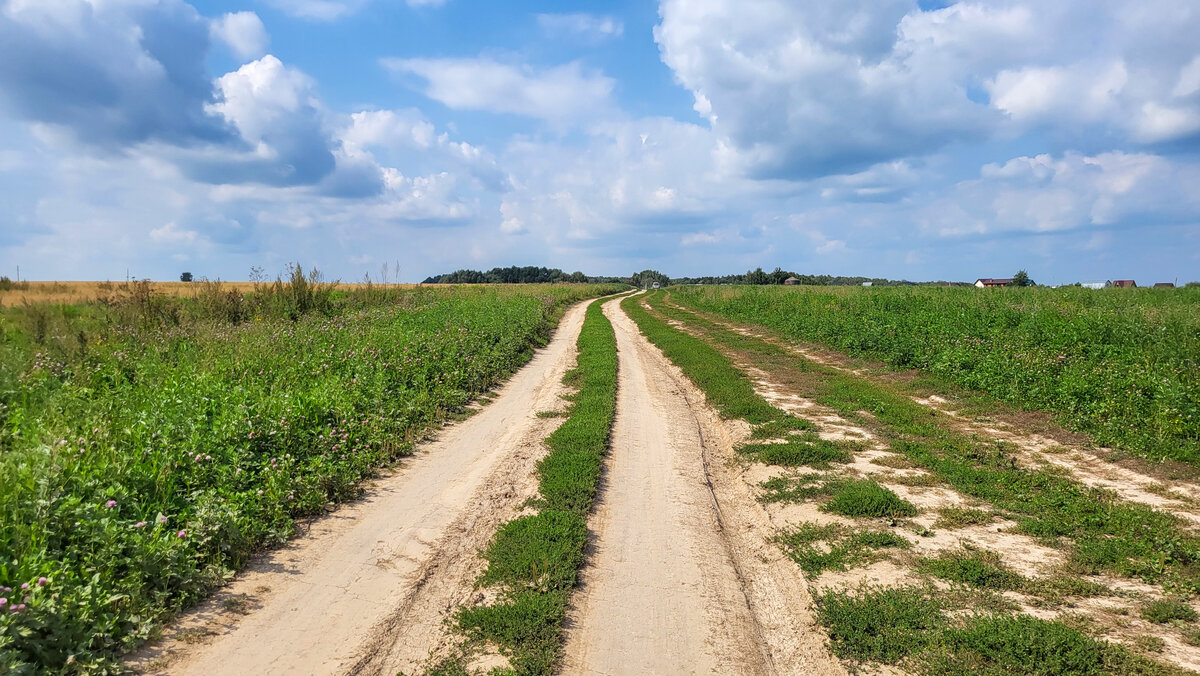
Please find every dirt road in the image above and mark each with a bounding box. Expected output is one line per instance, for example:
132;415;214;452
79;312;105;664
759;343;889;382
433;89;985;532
560;296;842;676
128;300;593;676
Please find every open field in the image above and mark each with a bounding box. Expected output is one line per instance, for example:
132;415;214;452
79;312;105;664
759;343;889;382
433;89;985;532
626;289;1200;674
0;281;622;672
5;281;1200;674
669;285;1200;464
0;280;420;307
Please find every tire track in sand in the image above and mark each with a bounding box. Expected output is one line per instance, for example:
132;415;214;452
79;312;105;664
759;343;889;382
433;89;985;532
561;295;843;676
127;299;594;676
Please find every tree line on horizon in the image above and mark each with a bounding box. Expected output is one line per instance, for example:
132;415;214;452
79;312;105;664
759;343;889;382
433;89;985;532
420;266;964;287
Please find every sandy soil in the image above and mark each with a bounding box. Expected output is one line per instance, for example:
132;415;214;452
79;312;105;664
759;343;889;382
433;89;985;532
560;296;843;676
125;299;594;676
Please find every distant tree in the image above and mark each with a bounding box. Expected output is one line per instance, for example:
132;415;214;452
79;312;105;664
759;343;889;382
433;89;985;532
630;269;670;288
180;272;194;282
744;267;770;285
1012;269;1033;287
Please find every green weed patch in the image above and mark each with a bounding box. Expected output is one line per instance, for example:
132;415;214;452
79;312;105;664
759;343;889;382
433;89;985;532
823;479;918;519
777;523;910;575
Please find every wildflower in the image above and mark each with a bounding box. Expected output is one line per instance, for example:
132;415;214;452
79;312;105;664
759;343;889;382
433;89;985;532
106;500;117;509
177;530;187;538
20;583;28;590
135;521;147;528
36;578;47;587
157;514;168;524
0;598;6;606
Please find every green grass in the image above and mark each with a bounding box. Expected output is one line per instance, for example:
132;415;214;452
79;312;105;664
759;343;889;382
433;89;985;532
822;479;918;518
918;548;1025;590
816;586;945;663
621;294;849;465
934;507;998;529
818;586;1183;674
777;523;910;575
446;297;620;675
1142;599;1198;624
666;284;1200;465
0;283;625;673
641;293;1200;592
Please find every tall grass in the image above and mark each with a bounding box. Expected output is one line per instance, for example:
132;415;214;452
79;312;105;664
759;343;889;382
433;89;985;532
0;281;623;673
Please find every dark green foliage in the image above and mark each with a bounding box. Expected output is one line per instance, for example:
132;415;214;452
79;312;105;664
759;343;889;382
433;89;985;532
1142;599;1198;624
823;480;918;518
423;266;606;285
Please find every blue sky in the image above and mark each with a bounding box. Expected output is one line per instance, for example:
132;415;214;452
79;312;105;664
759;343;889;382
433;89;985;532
1;0;1198;284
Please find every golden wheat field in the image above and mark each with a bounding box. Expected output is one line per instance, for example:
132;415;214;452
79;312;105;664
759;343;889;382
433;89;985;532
0;280;421;307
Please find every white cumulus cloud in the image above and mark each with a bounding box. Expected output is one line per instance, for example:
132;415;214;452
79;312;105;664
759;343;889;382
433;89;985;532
210;12;269;61
382;57;615;125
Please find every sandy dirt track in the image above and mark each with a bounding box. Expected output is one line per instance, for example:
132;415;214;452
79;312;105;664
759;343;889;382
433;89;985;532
560;295;843;676
127;299;593;676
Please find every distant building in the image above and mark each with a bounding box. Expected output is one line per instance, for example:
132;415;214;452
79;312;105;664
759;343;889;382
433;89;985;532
862;281;872;287
1154;282;1176;289
974;278;1013;288
784;277;800;286
1081;280;1112;290
1113;280;1137;288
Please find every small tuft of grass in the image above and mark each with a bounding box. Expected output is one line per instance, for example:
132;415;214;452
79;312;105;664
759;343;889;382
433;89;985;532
758;473;829;503
750;415;817;439
1133;635;1166;653
918;548;1024;590
1021;575;1111;603
933;507;997;530
777;523;909;575
823;479;917;519
871;454;917;469
1142;598;1198;624
535;409;568;418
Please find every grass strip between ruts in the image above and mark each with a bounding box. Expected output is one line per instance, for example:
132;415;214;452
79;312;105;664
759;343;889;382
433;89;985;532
431;297;619;675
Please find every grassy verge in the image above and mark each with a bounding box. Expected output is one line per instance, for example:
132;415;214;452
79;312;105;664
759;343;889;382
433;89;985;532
816;586;1187;675
0;282;624;673
663;284;1200;464
643;291;1200;594
438;298;619;675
